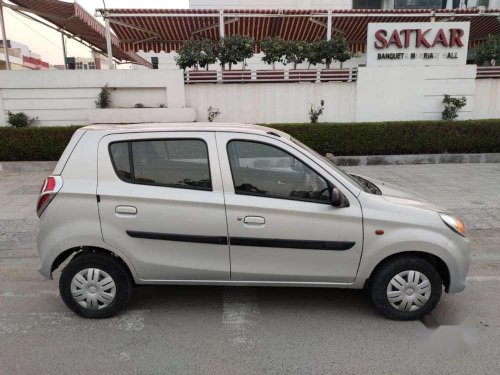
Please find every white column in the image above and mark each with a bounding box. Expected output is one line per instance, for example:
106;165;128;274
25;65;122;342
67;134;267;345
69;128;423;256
105;13;114;70
327;9;332;41
219;9;224;38
445;0;454;8
0;0;10;70
61;32;67;69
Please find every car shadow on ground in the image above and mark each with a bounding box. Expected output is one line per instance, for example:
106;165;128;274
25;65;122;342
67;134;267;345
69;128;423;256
125;284;378;318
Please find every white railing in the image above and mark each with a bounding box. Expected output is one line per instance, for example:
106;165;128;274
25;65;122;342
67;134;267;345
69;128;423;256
184;68;358;84
476;66;500;79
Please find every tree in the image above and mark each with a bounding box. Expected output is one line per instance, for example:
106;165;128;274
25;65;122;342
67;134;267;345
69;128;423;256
198;39;218;70
284;41;309;69
442;95;467;121
332;35;353;68
475;35;500;66
175;40;200;71
217;35;254;70
260;37;287;69
306;39;327;68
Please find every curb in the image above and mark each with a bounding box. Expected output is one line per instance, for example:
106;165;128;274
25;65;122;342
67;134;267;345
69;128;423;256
330;153;500;166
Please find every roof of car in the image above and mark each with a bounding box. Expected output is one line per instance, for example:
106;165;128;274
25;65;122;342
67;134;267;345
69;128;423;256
81;122;290;139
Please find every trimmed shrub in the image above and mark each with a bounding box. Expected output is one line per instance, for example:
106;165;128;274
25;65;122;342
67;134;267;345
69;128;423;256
0;120;499;161
0;126;82;161
270;120;500;156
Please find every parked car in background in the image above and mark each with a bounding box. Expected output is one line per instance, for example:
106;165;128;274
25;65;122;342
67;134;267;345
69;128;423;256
36;123;470;320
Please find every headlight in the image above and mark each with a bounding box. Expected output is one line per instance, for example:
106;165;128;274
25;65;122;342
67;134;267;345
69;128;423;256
440;213;466;237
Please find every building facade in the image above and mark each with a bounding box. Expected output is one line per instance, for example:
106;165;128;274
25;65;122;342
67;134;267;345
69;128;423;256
0;40;49;70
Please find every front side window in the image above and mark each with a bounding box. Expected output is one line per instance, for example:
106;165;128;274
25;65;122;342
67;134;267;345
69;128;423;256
109;139;211;191
227;140;331;203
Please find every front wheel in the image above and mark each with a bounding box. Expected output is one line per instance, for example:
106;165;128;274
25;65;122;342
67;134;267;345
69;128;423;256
370;256;442;320
59;252;132;319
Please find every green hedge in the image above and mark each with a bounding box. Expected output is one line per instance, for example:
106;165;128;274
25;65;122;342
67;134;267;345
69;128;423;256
0;120;499;161
270;120;500;156
0;126;82;161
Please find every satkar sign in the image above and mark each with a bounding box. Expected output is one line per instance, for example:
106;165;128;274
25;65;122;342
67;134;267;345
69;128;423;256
366;22;470;67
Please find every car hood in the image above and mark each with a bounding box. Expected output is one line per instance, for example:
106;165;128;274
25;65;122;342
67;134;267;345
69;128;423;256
358;175;447;212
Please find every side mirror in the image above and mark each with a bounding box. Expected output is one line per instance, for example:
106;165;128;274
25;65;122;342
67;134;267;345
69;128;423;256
331;188;349;208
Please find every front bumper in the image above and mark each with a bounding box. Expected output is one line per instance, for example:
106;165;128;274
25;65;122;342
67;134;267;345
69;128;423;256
446;234;471;293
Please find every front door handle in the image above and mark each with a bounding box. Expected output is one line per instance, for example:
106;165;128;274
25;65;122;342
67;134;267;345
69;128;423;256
115;205;137;215
243;216;265;225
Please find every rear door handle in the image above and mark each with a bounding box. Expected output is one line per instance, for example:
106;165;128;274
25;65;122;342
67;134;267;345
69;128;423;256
243;216;265;225
115;206;137;215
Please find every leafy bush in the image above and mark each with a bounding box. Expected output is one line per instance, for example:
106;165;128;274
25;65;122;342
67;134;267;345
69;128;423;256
134;103;145;108
1;121;499;161
309;100;325;124
0;126;82;161
95;84;112;108
270;120;500;156
475;35;500;66
7;111;37;128
207;106;221;122
442;95;467;121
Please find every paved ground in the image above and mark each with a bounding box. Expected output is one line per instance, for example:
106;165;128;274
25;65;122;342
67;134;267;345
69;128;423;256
0;164;499;374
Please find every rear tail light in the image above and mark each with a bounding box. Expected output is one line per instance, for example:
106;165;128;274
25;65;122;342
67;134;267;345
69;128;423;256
37;176;63;217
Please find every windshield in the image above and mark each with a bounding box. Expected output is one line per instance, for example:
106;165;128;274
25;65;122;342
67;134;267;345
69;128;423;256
290;137;366;192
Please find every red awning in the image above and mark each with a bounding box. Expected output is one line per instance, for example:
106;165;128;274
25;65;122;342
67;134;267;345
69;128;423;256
99;8;500;54
8;0;152;67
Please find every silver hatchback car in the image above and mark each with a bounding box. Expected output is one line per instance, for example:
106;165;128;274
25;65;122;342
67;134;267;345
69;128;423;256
37;123;470;320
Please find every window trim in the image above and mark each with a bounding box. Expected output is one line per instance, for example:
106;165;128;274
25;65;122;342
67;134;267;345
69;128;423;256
108;138;213;192
226;139;335;205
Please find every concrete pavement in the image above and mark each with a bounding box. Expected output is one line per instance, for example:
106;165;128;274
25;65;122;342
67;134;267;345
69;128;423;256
0;164;499;374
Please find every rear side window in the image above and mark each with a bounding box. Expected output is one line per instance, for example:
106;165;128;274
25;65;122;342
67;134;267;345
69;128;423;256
109;139;212;191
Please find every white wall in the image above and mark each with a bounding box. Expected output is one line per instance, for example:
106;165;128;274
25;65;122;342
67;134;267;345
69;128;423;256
473;78;500;119
0;70;186;126
356;65;477;122
185;81;356;123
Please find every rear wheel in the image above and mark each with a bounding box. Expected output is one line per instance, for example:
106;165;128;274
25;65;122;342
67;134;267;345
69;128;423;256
370;256;442;320
59;252;132;319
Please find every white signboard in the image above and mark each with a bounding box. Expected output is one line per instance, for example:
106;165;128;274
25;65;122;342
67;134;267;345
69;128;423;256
366;22;470;67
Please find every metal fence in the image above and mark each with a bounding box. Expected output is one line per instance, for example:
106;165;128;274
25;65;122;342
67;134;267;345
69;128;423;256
184;68;358;84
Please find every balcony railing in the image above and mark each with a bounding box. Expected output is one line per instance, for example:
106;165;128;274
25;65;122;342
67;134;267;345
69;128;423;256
476;66;500;79
184;68;358;84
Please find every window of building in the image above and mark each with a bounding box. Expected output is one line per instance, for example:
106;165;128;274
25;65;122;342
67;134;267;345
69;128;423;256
394;0;446;8
88;62;96;69
109;139;212;191
353;0;383;9
227;140;331;204
151;57;159;70
76;62;83;70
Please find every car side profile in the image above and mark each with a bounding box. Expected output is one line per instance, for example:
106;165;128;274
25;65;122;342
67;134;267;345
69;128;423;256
37;123;470;320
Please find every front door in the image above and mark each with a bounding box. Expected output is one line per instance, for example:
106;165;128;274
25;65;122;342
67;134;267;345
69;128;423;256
216;132;363;283
97;132;230;282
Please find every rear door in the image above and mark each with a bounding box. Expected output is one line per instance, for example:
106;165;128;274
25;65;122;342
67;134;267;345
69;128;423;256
216;132;363;283
97;132;230;282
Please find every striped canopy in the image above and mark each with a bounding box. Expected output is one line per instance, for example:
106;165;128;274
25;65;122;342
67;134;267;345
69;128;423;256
100;8;500;54
8;0;152;67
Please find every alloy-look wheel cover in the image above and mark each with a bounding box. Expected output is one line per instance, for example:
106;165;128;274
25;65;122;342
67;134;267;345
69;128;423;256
386;270;431;312
70;268;117;310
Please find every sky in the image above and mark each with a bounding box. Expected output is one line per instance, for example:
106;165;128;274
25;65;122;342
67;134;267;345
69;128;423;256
3;0;189;65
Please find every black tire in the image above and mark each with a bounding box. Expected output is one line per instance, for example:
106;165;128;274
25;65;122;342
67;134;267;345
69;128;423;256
59;252;132;319
370;256;442;321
